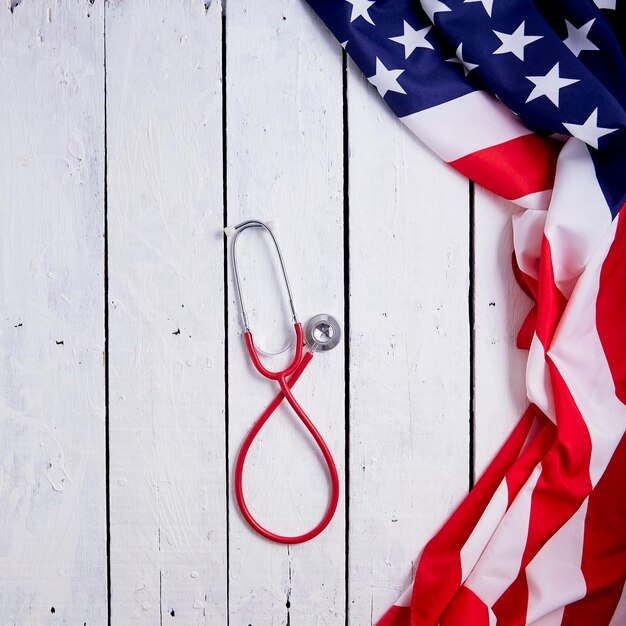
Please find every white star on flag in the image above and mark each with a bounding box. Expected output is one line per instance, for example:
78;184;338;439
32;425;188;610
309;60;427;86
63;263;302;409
346;0;375;25
564;19;599;57
420;0;451;22
464;0;494;17
593;0;616;8
368;57;406;98
447;43;479;76
390;21;433;58
493;21;543;61
526;63;579;107
563;108;618;149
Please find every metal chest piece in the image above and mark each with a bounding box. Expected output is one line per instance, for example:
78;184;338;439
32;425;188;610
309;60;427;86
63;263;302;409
304;314;342;353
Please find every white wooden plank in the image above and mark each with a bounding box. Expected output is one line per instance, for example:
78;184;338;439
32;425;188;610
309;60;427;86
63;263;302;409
347;62;471;624
472;187;531;476
106;1;227;622
225;1;345;622
0;1;106;622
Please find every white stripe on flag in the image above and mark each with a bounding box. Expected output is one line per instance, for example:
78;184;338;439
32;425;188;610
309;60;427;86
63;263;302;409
512;209;546;281
464;466;541;607
512;190;552;211
524;498;588;625
526;607;564;626
460;481;508;582
400;91;533;162
526;334;556;424
543;139;612;298
547;217;626;486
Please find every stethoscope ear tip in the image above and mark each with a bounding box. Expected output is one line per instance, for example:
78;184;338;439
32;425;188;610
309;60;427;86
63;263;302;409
224;221;275;238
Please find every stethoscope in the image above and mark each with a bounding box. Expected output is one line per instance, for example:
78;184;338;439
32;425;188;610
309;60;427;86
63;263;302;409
224;219;341;544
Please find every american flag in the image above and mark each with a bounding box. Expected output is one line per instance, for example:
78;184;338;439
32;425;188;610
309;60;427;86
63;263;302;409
306;1;626;624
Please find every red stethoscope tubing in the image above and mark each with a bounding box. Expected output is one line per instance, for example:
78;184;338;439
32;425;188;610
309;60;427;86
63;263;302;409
234;322;340;544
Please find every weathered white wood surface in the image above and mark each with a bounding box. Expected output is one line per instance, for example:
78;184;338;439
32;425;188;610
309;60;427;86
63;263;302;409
347;60;471;623
225;2;345;623
0;1;528;624
473;187;531;477
106;0;226;623
0;1;107;623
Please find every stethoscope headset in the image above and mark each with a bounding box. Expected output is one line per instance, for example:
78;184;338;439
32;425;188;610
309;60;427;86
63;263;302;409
225;219;341;544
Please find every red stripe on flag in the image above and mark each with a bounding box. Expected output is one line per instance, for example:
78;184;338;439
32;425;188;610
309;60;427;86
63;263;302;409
504;411;554;508
440;586;491;626
409;408;537;624
516;307;537;351
512;252;539;350
556;211;626;625
596;208;626;405
449;134;561;201
534;237;568;347
492;358;593;624
492;227;594;623
560;433;626;626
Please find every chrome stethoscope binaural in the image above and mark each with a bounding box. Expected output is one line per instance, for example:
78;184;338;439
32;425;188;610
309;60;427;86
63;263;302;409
225;219;341;544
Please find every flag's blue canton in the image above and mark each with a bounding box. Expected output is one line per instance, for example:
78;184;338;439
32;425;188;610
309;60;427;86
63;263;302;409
306;0;626;216
306;0;479;117
428;0;626;213
535;0;626;108
427;0;625;139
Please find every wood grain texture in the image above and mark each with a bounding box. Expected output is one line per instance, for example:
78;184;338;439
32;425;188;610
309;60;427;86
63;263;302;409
225;1;346;623
0;1;106;623
346;61;472;624
472;187;531;476
0;3;533;623
106;1;226;622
